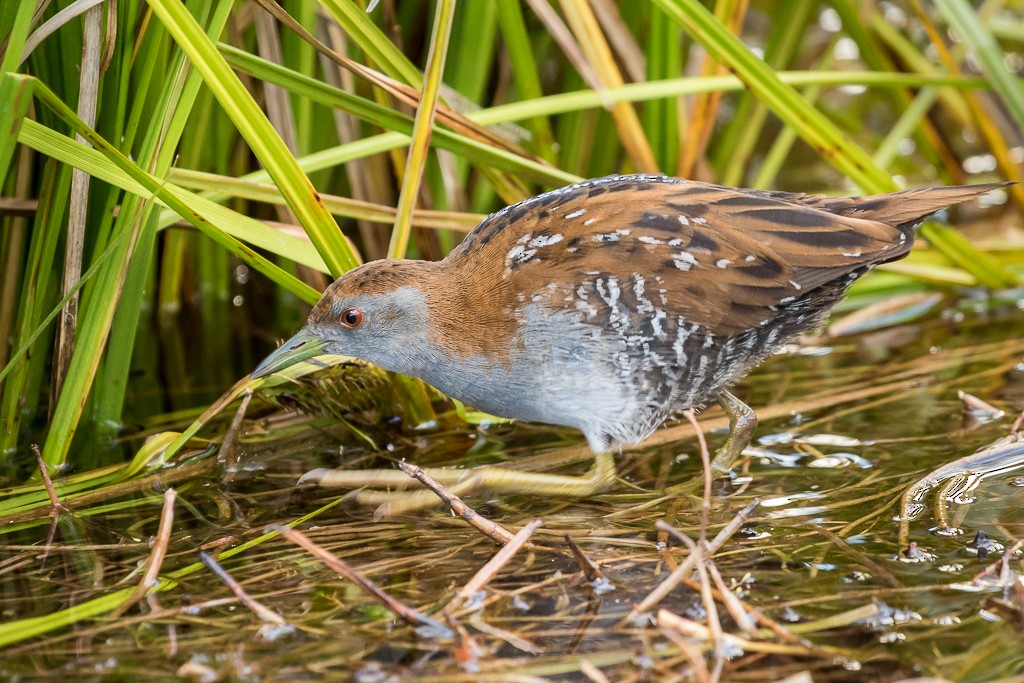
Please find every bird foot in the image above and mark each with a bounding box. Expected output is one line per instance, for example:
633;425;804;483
300;452;619;517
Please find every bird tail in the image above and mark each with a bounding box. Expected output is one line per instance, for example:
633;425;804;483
820;182;1012;229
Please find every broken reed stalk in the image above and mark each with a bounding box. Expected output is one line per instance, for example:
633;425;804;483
269;524;448;634
565;533;607;582
447;518;544;613
32;443;63;563
627;500;759;622
198;550;286;625
112;488;177;618
397;459;515;544
682;408;713;543
217;389;253;479
31;444;62;510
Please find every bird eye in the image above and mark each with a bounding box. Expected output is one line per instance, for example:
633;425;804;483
341;308;363;328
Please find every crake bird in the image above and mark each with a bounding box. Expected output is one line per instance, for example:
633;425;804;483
252;174;1005;505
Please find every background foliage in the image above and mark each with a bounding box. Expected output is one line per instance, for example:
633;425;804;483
0;0;1021;479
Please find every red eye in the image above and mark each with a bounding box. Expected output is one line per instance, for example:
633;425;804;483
341;308;363;328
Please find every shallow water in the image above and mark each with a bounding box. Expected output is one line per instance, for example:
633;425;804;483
2;306;1024;681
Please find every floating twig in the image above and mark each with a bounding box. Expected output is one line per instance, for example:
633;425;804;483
270;524;448;635
627;500;758;623
657;609;820;656
564;533;606;583
468;613;544;654
397;459;515;544
447;519;543;613
815;526;902;588
198;550;286;625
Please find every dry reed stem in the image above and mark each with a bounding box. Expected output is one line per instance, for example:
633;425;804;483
198;550;286;625
112;488;177;619
270;525;447;633
252;0;534;159
447;519;544;612
397;459;515;544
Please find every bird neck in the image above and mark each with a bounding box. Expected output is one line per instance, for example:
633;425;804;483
421;260;518;368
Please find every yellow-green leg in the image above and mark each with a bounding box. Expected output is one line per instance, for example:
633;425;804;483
301;451;618;517
710;390;758;474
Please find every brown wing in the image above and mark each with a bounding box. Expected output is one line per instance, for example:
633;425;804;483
450;175;910;336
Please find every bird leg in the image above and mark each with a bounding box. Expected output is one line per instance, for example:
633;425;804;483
301;450;618;517
710;389;758;474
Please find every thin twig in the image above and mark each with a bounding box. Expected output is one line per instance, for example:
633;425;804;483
468;613;545;654
580;659;612;683
32;444;62;510
112;488;177;618
672;530;725;683
1012;409;1024;436
659;623;711;682
815;525;902;588
672;574;813;647
682;409;713;544
706;562;758;637
269;525;448;635
627;501;758;623
448;519;544;612
217;389;253;480
32;444;63;564
444;610;484;673
658;609;820;656
199;550;286;625
397;460;515;544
